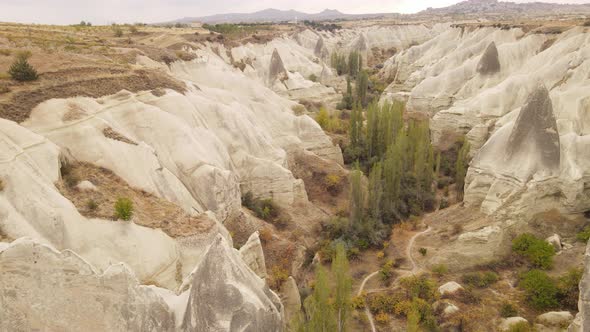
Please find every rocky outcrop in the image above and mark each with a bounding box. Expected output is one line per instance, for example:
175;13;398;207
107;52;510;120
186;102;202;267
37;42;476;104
182;235;283;331
439;281;464;295
464;85;562;218
0;235;283;332
0;238;175;331
499;317;529;331
537;311;573;328
280;277;302;324
476;41;501;74
268;48;288;85
314;36;328;59
239;231;267;279
569;240;590;331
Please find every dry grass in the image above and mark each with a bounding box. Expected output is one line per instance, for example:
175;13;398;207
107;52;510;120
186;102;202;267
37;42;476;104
57;162;213;237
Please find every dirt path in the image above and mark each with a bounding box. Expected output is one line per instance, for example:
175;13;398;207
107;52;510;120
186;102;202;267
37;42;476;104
357;226;432;332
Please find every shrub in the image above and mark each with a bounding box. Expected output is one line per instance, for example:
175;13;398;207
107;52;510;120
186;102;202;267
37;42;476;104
577;226;590;242
500;301;518;318
557;268;583;310
308;73;318;82
324;174;342;195
241;192;280;222
352;295;366;309
376;251;385;260
508;321;532;332
374;312;390;325
86;199;98;211
519;270;558;310
512;233;555;269
380;259;395;282
461;271;499;288
268;265;289;290
450;288;481;305
60;162;79;187
432;264;448;277
440;199;450;209
400;275;437;302
259;227;272;243
0;49;11;56
113;27;123;37
366;292;404;314
114;197;133;221
8;52;38;82
0;178;4;191
419;247;427;256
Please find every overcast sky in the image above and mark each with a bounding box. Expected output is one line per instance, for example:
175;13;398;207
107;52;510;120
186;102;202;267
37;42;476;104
2;0;590;25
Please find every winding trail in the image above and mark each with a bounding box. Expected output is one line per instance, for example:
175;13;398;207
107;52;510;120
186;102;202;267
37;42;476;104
356;226;432;332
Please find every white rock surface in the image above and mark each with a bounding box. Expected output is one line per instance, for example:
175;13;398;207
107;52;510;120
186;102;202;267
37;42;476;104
239;231;267;279
438;281;464;295
546;234;562;251
281;276;302;324
379;25;590;218
537;311;574;327
0;235;282;332
76;180;97;191
499;317;529;331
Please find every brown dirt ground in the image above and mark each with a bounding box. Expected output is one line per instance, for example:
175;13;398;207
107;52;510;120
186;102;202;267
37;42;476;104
57;162;214;238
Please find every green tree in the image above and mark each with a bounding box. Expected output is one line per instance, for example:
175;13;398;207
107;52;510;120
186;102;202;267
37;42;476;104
333;242;351;332
349;168;364;230
348;51;360;78
8;52;38;82
304;265;337;331
368;162;383;220
355;70;369;106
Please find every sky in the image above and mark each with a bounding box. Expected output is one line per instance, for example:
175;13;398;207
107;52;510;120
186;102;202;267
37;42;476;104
2;0;590;25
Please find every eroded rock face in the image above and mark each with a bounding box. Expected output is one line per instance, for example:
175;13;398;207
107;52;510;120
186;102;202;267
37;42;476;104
0;238;175;332
569;240;590;331
182;235;283;331
269;49;288;85
280;276;302;324
464;85;561;218
477;41;501;74
239;231;267;279
0;236;284;332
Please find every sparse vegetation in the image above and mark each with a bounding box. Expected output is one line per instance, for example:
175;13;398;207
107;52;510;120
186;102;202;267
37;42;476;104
432;264;448;277
508;321;532;332
113;26;123;37
500;301;519;318
577;226;590;242
86;199;98;211
324;174;342;195
0;178;4;191
461;271;499;288
419;247;427;256
8;51;38;82
519;269;558;310
512;233;555;269
241;191;281;223
114;197;133;221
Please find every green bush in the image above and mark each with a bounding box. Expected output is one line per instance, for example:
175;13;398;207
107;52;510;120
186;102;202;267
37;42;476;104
308;73;318;82
512;233;555;269
8;52;38;82
380;259;395;282
508;322;532;332
500;301;518;318
461;271;499;288
86;199;98;211
113;27;123;37
557;268;583;310
577;226;590;242
400;275;437;302
241;191;280;222
114;197;133;221
432;264;448;277
419;247;427;256
519;270;558;310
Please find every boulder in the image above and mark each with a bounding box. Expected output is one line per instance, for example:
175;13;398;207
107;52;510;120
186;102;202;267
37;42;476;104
537;311;573;327
439;281;464;296
239;231;268;279
545;234;562;251
499;317;529;331
443;304;460;317
476;41;501;74
76;180;97;191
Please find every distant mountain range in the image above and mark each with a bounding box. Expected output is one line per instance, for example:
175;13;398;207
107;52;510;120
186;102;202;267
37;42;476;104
170;8;388;25
168;0;590;25
419;0;590;16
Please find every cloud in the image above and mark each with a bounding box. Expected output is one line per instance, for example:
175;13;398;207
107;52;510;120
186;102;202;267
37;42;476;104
1;0;588;25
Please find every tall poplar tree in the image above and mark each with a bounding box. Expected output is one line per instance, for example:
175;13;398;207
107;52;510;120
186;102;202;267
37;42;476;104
332;242;351;332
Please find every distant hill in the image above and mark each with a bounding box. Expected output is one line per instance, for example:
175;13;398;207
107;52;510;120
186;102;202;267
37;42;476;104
419;0;590;16
170;8;387;24
167;0;590;25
